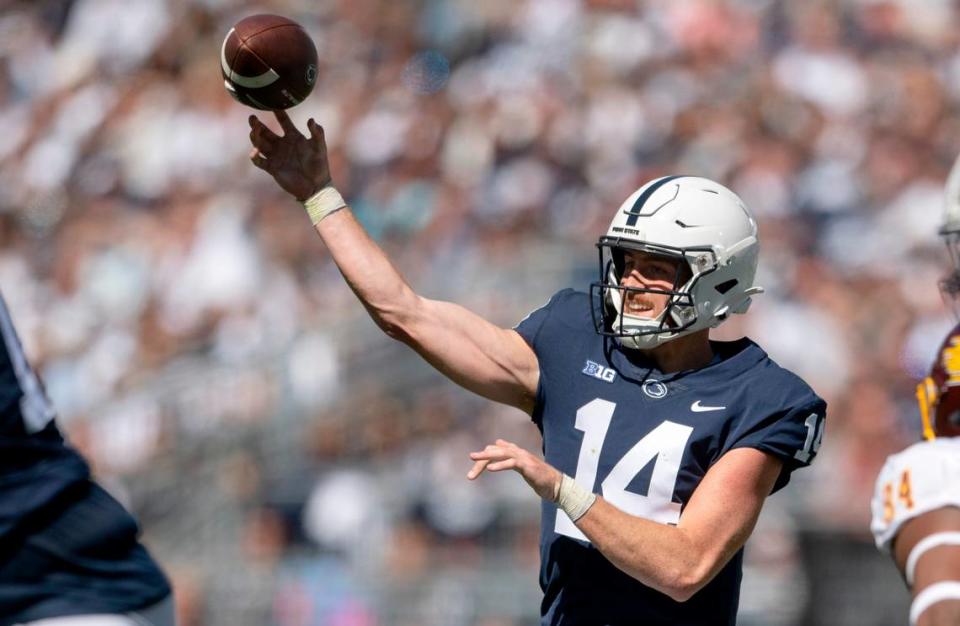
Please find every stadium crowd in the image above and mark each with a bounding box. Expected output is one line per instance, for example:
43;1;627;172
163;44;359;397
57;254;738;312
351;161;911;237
0;0;955;623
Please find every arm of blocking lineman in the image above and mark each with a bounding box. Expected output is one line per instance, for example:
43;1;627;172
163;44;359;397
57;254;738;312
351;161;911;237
892;508;960;626
316;209;539;413
248;112;539;413
574;447;782;603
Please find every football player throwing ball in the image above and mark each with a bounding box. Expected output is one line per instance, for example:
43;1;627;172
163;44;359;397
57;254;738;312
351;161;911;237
249;112;827;626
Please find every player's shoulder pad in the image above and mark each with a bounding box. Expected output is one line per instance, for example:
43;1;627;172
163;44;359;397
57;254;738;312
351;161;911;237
885;438;960;470
513;288;590;348
730;343;827;435
870;438;960;552
752;346;824;407
721;343;827;491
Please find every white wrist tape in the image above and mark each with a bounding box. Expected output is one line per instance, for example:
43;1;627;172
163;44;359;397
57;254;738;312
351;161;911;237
303;186;347;225
910;581;960;625
906;532;960;586
555;473;596;522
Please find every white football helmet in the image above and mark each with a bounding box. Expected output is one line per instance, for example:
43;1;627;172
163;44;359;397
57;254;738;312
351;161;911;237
940;153;960;305
592;175;764;350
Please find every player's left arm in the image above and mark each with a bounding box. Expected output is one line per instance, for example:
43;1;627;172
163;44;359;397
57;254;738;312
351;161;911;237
871;442;960;625
893;507;960;626
468;442;781;603
579;447;781;602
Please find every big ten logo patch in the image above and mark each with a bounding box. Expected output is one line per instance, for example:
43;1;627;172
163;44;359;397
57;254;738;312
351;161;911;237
582;360;617;383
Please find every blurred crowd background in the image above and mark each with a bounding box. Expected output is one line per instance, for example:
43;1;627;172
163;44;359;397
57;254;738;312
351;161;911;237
0;0;955;623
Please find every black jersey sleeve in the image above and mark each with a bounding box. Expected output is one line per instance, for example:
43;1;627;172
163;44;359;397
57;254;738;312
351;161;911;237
726;396;827;493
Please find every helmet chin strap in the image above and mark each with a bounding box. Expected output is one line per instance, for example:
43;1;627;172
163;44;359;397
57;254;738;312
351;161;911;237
612;311;679;350
616;332;671;350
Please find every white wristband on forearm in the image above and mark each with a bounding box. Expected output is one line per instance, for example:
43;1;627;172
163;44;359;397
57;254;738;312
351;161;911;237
555;473;597;522
303;186;347;225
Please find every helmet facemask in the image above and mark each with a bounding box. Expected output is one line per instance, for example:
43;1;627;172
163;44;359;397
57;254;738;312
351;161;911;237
939;150;960;316
591;238;714;350
939;229;960;317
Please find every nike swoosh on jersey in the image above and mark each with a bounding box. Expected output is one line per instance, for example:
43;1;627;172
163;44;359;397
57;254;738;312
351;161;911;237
690;400;726;412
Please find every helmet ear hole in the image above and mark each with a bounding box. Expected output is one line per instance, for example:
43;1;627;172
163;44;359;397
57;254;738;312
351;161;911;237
715;279;738;295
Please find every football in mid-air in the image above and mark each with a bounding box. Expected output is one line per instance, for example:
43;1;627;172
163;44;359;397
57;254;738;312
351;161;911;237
220;14;318;110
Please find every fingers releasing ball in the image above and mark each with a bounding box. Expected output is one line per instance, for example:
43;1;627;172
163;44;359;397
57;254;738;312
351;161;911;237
221;14;318;110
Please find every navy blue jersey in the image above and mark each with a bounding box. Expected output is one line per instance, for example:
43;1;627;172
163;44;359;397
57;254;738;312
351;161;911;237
515;289;826;626
0;294;169;623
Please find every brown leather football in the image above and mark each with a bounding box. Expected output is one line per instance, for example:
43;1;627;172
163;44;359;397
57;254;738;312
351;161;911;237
220;14;318;110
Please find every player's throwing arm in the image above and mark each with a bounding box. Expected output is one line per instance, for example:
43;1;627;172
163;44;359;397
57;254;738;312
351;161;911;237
247;112;539;412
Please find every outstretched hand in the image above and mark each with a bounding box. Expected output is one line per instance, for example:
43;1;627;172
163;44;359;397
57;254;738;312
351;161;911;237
468;438;562;502
248;110;331;202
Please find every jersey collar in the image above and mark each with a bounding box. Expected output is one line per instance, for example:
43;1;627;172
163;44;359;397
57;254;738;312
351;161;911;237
607;337;767;384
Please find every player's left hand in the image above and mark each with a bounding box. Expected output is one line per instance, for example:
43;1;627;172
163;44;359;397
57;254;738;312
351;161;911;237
468;439;561;502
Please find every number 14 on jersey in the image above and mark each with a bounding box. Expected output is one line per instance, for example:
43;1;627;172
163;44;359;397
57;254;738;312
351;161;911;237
556;399;693;541
556;399;825;542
